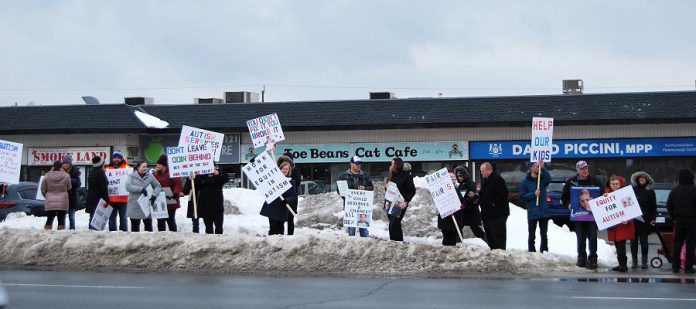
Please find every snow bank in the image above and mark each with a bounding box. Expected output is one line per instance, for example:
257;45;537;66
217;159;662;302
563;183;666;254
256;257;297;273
134;111;169;128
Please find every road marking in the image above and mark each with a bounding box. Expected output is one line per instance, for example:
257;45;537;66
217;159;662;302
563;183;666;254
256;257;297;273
3;283;147;289
561;296;696;302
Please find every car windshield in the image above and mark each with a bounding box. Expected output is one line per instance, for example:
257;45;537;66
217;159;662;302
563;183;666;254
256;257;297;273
655;189;670;204
548;182;565;193
18;188;38;200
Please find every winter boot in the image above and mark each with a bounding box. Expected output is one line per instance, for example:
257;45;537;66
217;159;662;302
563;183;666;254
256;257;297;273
44;225;52;230
57;225;65;230
612;257;628;272
576;257;587;268
631;256;638;269
587;258;598;270
641;256;648;269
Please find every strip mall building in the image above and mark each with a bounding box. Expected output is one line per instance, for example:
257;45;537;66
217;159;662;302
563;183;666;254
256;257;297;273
2;91;695;190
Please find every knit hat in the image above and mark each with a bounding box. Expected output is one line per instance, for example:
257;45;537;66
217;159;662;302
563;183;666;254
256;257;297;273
62;154;73;165
156;154;168;166
112;150;124;159
92;156;104;167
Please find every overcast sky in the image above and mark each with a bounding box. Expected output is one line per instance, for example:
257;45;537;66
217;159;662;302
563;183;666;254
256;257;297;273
1;0;694;106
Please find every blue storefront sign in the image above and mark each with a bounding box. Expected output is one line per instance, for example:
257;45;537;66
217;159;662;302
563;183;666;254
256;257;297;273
470;137;696;160
241;141;469;163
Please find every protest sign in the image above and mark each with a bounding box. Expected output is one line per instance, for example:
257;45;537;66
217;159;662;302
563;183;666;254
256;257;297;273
384;181;406;216
89;199;113;231
530;117;554;162
179;125;225;162
242;150;292;204
106;167;132;197
425;168;460;218
246;113;285;148
343;189;373;228
0;139;23;184
137;186;153;218
590;186;643;230
150;192;169;220
570;186;601;221
336;180;349;197
162;187;177;205
166;144;216;178
36;176;46;200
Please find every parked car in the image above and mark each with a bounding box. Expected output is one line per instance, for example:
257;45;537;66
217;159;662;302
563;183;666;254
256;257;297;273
653;183;674;232
0;182;45;222
0;277;7;309
545;179;574;230
299;180;326;196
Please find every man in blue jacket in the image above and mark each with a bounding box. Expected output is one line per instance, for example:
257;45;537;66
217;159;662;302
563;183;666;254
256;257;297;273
520;160;552;252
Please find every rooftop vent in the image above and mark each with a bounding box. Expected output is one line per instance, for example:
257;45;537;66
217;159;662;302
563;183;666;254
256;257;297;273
224;91;260;103
369;92;396;100
124;97;154;106
562;80;583;95
194;98;224;104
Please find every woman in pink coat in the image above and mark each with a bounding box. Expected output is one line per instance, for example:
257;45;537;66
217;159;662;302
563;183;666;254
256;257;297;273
40;160;72;230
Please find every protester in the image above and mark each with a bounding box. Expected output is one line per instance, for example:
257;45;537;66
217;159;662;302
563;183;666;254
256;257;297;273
105;150;129;231
437;172;464;246
40;161;71;230
561;160;603;269
605;175;635;272
631;171;657;269
125;161;161;232
338;155;374;237
386;158;416;241
153;155;181;232
454;166;486;241
61;155;81;230
260;155;299;235
196;166;230;234
182;175;201;233
86;156;109;230
478;162;509;250
666;169;696;274
520;160;552;253
282;152;302;235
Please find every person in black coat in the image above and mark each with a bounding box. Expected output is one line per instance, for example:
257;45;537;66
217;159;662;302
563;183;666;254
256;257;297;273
61;155;82;231
478;162;509;250
666;169;696;274
86;156;110;230
630;171;657;269
454;166;486;241
194;167;230;234
386;158;416;241
182;176;201;233
282;152;302;235
260;155;299;235
438;172;465;246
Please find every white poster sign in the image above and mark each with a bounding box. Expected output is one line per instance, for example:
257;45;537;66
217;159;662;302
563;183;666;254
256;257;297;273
106;167;133;197
530;117;554;162
242;150;292;204
150;192;169;220
166;144;216;178
36;176;46;200
343;189;373;228
336;180;349;197
246;113;286;148
425;168;460;218
137;186;153;218
27;147;110;166
0;139;23;184
384;182;406;216
178;125;225;162
590;186;644;230
90;199;113;231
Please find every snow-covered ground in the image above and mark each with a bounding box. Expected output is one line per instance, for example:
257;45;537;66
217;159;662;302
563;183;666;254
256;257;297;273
0;183;617;275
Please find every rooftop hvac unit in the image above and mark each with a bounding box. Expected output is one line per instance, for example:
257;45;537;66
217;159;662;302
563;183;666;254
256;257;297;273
124;97;154;105
225;91;260;103
369;92;396;100
562;80;584;95
194;98;225;104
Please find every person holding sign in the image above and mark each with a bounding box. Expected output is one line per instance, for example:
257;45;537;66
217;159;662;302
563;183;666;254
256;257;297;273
630;172;657;269
520;161;552;252
479;162;509;250
282;152;303;235
40;161;72;230
105;151;129;232
561;160;603;269
182;176;201;233
194;166;230;234
260;155;299;235
86;156;110;230
386;158;416;241
454;167;486;241
153;155;181;232
125;161;162;232
604;176;635;273
666;169;696;274
338;156;374;237
437;173;465;246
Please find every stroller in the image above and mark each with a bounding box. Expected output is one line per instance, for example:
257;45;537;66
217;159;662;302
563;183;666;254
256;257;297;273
650;228;674;268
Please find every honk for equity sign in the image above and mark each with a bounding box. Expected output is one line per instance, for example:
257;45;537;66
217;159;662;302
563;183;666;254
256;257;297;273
28;147;110;166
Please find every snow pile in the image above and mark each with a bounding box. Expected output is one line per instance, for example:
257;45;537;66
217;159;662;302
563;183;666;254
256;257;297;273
134;111;169;128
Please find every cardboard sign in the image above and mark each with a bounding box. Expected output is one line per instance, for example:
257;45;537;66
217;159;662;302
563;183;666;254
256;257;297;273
166;144;216;178
531;117;554;162
570;186;601;221
0;139;23;184
137;186;153;218
242;150;292;204
162;187;177;205
150;192;169;220
89;199;113;231
336;180;349;197
36;176;46;200
343;189;373;228
590;186;644;230
246;113;285;148
179;125;225;162
425;168;460;218
384;181;406;216
106;167;133;197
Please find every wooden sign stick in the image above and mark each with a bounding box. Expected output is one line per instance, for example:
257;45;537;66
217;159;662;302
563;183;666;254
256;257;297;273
452;216;465;244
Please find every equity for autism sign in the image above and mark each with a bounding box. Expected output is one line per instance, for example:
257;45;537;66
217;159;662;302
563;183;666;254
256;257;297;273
166;144;215;178
530;117;554;162
246;113;285;148
179;125;225;162
589;186;643;230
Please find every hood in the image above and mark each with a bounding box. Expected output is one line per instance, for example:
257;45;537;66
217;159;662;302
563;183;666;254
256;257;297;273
454;166;469;180
678;169;695;185
45;170;67;182
630;171;654;190
605;175;627;193
276;155;294;168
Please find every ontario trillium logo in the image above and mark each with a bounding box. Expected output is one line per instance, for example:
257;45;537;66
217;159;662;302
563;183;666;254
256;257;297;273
488;143;503;157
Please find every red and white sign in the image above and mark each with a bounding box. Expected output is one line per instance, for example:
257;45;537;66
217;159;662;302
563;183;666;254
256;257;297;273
530;117;554;162
590;186;644;230
28;147;111;166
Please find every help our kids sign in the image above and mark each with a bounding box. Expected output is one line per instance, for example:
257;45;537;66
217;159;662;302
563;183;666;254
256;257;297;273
425;168;460;218
166;144;216;178
179;125;225;162
531;117;554;162
246;113;285;148
589;186;644;230
343;189;373;228
242;150;292;204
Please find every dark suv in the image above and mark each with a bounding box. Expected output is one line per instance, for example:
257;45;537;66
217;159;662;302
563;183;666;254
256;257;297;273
653;183;675;232
0;182;45;221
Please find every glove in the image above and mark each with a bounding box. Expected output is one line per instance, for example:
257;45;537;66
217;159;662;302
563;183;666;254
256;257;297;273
150;196;157;205
141;188;148;197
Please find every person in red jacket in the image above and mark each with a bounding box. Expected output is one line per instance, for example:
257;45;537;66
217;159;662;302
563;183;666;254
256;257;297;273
605;175;635;272
153;155;182;232
105;150;129;231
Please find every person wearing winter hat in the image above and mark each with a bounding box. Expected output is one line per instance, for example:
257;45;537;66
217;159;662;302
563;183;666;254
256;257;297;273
105;150;130;231
62;154;81;230
260;155;299;235
338;155;373;237
667;169;696;274
153;154;181;232
86;156;110;230
520;160;552;253
282;151;302;235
